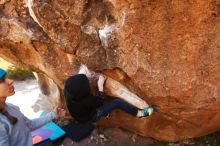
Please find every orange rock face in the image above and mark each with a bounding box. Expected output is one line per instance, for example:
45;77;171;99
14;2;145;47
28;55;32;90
0;0;220;142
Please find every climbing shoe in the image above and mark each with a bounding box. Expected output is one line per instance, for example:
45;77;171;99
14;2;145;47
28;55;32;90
139;107;154;120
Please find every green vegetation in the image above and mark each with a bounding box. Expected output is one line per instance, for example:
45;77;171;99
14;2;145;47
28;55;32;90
0;57;34;80
6;66;34;81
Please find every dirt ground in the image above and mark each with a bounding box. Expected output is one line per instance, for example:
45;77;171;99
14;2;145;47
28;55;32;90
57;125;220;146
58;126;155;146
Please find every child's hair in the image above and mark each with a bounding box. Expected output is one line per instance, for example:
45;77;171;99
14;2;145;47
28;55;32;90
0;107;18;125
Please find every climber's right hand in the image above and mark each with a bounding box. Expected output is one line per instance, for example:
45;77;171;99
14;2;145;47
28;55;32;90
97;75;106;92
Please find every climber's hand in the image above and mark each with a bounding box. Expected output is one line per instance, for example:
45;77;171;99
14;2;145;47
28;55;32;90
97;75;106;92
56;108;66;118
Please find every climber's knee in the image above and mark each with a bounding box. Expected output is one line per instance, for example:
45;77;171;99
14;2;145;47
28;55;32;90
112;99;124;108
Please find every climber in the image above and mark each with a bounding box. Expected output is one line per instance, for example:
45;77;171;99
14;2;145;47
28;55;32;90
64;73;155;124
0;68;66;146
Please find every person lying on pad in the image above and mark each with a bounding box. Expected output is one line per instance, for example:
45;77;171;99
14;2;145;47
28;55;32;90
64;74;155;124
0;68;66;146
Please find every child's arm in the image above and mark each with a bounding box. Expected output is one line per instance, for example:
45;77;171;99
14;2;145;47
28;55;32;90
9;104;66;131
23;110;57;131
22;108;66;131
9;104;57;131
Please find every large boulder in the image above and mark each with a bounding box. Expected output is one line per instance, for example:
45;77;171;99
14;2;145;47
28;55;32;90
0;0;219;142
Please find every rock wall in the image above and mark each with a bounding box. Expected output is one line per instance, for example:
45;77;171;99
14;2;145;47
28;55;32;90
0;0;220;142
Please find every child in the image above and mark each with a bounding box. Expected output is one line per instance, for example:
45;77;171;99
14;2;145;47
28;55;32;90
64;74;154;124
0;68;66;146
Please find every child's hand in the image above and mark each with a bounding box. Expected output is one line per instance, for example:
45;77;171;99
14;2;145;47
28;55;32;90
56;108;66;118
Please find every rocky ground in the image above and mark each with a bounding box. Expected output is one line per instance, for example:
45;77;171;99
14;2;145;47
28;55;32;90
57;125;220;146
54;116;220;146
59;126;155;146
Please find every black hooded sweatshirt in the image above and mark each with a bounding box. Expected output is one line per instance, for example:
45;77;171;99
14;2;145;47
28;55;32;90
64;74;104;123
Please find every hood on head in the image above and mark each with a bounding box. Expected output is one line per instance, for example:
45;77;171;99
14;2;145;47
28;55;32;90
64;74;91;101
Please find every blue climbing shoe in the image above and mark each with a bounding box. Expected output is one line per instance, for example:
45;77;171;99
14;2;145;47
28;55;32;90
139;107;154;120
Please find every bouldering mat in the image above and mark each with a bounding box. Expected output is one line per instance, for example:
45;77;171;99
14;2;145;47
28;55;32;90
31;112;66;145
62;121;95;142
34;139;54;146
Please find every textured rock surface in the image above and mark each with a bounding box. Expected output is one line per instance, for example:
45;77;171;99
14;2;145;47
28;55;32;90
0;0;220;142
